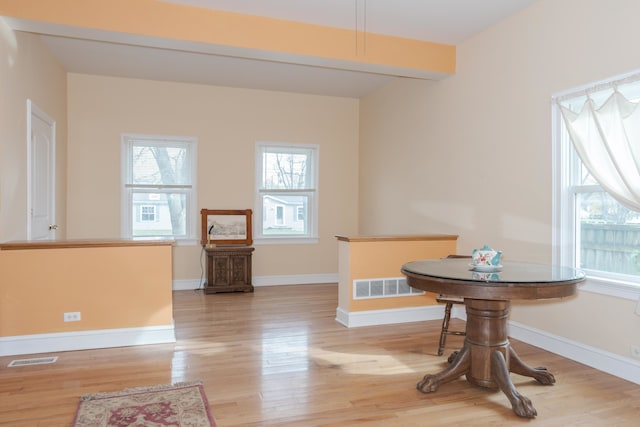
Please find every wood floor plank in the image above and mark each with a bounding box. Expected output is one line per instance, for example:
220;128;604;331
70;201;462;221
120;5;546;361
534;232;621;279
0;284;638;426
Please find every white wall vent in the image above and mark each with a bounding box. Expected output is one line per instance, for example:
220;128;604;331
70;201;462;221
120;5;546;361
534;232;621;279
353;277;425;299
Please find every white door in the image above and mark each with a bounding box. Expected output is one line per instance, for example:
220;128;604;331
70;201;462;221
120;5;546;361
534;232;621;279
27;100;57;240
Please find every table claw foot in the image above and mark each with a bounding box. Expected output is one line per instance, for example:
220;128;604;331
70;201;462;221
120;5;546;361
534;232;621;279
509;392;537;418
417;346;470;393
491;350;537;418
417;374;440;393
508;347;555;385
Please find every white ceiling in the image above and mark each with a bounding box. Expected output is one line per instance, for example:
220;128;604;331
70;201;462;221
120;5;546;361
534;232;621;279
10;0;537;98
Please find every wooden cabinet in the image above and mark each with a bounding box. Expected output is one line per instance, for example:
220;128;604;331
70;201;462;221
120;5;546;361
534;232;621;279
205;246;254;293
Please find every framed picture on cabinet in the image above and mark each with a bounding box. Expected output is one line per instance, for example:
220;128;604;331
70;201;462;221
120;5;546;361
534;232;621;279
201;209;252;246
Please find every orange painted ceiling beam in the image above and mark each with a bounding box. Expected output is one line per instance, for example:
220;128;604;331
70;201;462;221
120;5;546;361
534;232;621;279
0;0;456;79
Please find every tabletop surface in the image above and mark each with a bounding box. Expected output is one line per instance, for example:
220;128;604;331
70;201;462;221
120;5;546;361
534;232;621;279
402;258;585;284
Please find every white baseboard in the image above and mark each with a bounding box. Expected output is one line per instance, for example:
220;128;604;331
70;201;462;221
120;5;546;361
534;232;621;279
172;274;338;290
335;305;445;328
0;324;176;357
252;273;338;287
334;305;640;385
508;320;640;385
173;278;204;291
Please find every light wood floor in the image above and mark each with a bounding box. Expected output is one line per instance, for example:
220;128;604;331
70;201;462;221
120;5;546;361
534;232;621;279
1;284;639;426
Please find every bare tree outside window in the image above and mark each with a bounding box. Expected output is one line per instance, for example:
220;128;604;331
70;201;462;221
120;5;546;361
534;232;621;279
264;152;308;189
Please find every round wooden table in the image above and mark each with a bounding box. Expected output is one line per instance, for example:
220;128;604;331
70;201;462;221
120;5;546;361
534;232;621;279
401;258;585;418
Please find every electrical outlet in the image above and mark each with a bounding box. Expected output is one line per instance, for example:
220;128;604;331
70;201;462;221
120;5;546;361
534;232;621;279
631;345;640;360
63;312;81;322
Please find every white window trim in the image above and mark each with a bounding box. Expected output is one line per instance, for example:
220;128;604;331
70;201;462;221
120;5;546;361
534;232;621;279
121;134;198;245
254;141;319;244
552;83;640;301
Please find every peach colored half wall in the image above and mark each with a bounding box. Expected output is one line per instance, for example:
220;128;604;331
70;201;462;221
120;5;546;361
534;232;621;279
336;234;457;312
0;241;173;337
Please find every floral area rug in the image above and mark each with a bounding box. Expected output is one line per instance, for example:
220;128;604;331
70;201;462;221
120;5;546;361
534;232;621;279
72;381;216;426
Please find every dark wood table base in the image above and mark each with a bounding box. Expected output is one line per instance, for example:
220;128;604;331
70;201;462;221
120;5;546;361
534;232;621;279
416;299;555;418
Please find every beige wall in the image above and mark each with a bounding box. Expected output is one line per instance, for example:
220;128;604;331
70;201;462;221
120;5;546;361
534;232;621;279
0;23;67;242
359;0;640;358
66;74;359;279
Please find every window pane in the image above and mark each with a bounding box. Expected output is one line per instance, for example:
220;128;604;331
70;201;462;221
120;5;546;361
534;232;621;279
131;192;186;237
580;164;599;186
261;150;311;189
577;191;640;275
261;194;308;235
131;145;190;185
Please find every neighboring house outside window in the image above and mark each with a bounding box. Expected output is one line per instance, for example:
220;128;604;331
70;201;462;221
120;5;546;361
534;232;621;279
122;134;197;241
553;73;640;298
255;142;318;243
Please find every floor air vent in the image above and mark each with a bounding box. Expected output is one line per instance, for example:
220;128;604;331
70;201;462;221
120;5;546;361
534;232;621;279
8;356;58;367
353;277;424;299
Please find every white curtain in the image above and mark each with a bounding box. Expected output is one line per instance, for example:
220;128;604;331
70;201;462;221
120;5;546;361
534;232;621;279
559;91;640;212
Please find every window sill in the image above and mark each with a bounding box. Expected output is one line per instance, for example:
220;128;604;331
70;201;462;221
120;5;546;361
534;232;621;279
129;237;198;246
254;237;319;245
580;275;640;300
171;238;199;246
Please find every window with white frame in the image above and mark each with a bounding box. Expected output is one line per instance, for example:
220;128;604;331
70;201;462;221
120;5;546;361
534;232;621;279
122;134;197;240
255;142;318;242
553;73;640;289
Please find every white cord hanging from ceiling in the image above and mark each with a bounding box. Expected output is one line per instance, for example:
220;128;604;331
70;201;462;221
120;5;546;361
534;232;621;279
355;0;367;56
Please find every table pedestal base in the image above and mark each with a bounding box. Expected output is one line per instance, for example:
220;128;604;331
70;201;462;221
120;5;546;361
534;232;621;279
417;299;555;418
